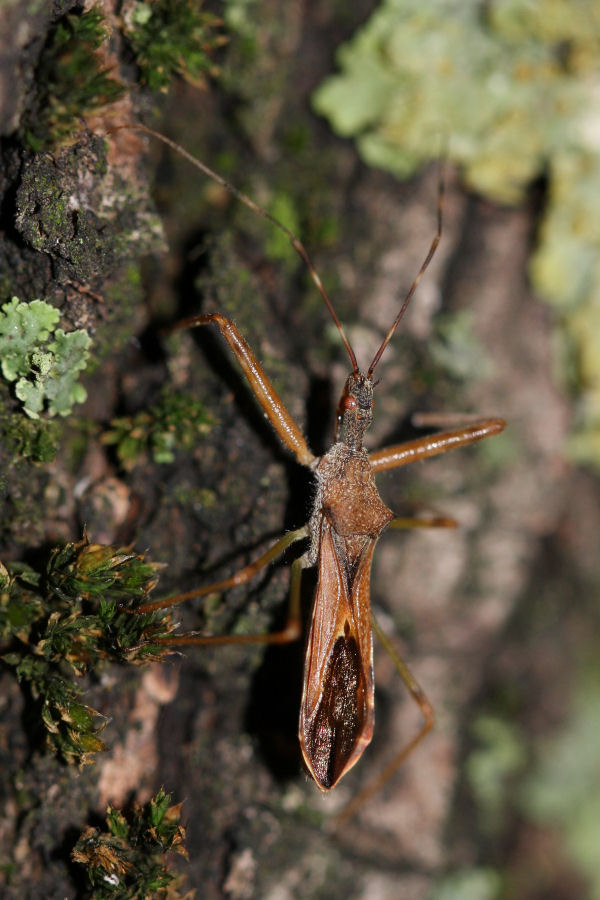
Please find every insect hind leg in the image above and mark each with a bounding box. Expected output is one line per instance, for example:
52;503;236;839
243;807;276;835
332;612;434;828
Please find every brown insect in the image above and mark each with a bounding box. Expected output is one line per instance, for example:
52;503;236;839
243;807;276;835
126;125;505;817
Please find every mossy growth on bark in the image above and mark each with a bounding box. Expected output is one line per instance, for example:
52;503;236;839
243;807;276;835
21;6;125;151
71;788;189;899
121;0;225;93
1;533;174;766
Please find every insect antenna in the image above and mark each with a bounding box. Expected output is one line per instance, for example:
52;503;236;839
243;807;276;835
106;123;359;375
367;164;445;378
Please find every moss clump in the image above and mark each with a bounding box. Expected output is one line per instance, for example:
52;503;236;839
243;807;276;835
122;0;225;92
0;297;91;419
102;388;215;468
0;413;60;463
72;789;188;898
0;534;175;765
22;7;125;149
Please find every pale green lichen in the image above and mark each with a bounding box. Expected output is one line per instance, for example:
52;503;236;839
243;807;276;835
0;297;91;419
313;0;600;467
313;0;592;202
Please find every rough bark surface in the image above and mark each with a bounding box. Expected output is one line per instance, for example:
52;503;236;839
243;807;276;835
0;2;595;899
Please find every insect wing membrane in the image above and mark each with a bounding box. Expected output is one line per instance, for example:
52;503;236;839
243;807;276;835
299;521;375;790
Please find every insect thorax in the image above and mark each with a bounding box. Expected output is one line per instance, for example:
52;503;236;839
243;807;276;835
304;444;393;569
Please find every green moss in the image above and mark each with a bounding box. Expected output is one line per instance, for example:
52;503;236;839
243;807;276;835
0;535;175;766
0;411;60;463
0;298;91;419
122;0;224;92
71;789;188;898
170;484;217;511
102;389;215;468
313;0;600;468
22;7;125;149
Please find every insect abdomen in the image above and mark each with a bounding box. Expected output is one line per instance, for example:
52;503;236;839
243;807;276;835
304;632;368;790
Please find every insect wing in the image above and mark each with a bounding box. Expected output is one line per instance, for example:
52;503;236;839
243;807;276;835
299;520;375;790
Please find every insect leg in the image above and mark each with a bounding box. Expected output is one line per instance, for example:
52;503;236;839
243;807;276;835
333;612;434;827
136;525;308;619
411;411;499;429
388;515;458;529
369;417;505;473
168;313;315;466
152;553;306;648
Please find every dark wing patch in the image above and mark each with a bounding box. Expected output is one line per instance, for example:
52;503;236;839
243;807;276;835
305;633;365;790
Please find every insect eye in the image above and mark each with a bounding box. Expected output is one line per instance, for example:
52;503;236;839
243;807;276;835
343;396;357;411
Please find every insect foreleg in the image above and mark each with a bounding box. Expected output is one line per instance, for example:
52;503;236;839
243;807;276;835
388;515;458;529
369;418;505;473
169;313;315;466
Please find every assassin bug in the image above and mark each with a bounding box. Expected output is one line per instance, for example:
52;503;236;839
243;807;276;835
120;124;505;816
